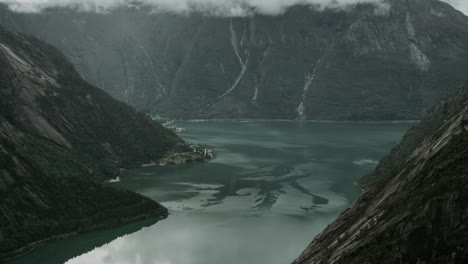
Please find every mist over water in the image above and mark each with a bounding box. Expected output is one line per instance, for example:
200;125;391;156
8;121;411;264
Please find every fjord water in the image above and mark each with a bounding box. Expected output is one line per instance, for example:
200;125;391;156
9;121;411;264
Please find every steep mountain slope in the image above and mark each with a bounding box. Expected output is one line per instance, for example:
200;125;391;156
359;81;468;189
293;83;468;263
0;25;180;260
2;0;468;120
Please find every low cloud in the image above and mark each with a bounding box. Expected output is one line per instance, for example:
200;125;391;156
0;0;386;15
441;0;468;15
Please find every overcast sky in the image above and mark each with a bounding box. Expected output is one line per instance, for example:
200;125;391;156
443;0;468;14
0;0;387;15
0;0;466;15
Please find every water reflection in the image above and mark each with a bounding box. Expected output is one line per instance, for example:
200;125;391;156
8;218;161;264
66;212;337;264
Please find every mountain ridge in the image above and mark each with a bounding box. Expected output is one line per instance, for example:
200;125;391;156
2;0;468;120
0;24;179;260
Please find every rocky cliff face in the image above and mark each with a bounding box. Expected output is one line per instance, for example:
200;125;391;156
293;83;468;263
0;25;180;260
2;0;468;120
359;81;468;189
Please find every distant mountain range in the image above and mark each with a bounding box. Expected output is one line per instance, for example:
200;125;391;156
0;24;180;260
2;0;468;120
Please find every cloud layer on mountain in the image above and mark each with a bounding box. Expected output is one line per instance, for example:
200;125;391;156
442;0;468;15
0;0;387;15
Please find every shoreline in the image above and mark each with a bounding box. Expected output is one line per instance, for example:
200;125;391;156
8;141;210;262
142;143;214;168
2;210;168;262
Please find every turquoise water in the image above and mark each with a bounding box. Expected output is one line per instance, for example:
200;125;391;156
9;121;412;264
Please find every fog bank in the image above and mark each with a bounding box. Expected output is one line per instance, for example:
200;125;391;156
0;0;386;15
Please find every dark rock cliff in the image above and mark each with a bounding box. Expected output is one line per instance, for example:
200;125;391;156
0;25;180;260
359;81;468;188
293;83;468;263
2;0;468;120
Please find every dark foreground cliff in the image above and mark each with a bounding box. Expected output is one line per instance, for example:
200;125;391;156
0;25;181;260
293;83;468;263
359;81;468;189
